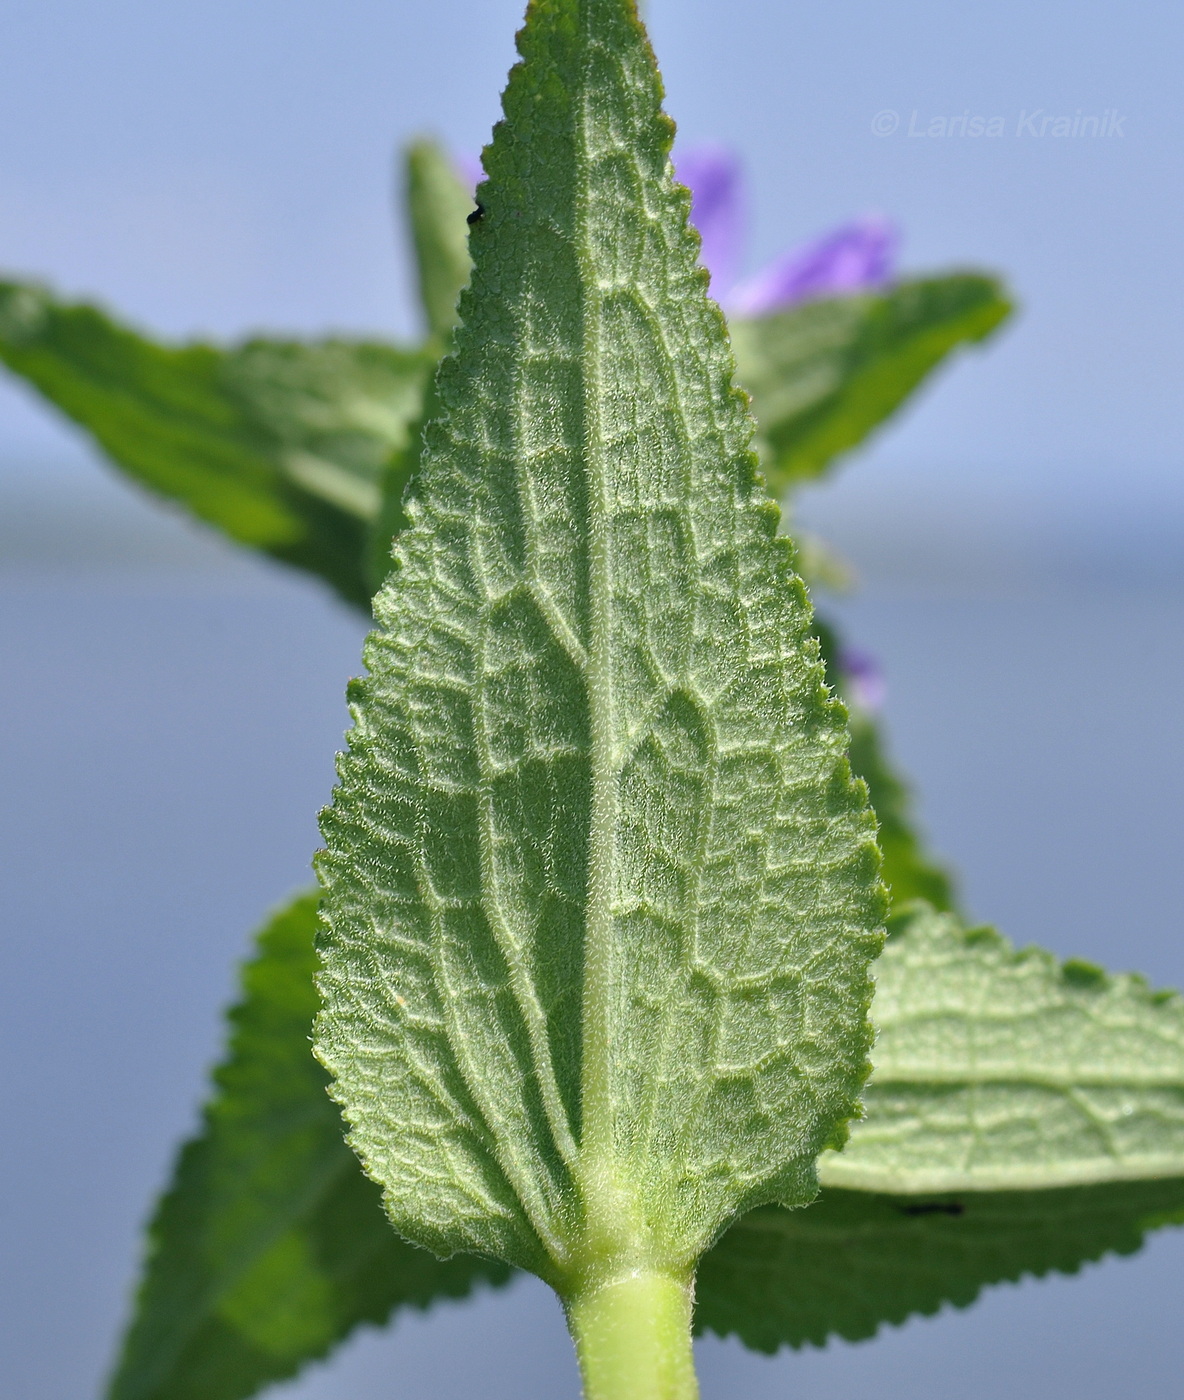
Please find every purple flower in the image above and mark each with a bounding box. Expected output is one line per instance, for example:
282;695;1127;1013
455;153;487;195
838;645;887;714
674;146;897;316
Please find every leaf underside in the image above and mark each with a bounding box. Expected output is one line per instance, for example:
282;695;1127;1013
824;903;1184;1193
106;894;509;1400
316;0;883;1283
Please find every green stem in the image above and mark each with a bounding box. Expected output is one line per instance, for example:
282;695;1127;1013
565;1269;699;1400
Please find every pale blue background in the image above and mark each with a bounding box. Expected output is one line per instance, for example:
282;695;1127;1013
3;2;1184;1398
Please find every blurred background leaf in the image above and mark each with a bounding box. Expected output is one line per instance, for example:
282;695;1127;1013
404;139;475;346
0;279;433;607
731;274;1011;493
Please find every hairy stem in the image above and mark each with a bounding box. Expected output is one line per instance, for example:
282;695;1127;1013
565;1269;699;1400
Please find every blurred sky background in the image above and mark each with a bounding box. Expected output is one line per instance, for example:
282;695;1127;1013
3;2;1184;1399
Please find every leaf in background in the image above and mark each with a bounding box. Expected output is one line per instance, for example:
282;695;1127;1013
0;279;432;607
696;901;1184;1349
316;0;884;1288
846;715;958;912
730;274;1011;494
696;1176;1184;1351
107;892;509;1400
812;616;958;913
366;140;476;587
404;139;476;345
826;902;1184;1193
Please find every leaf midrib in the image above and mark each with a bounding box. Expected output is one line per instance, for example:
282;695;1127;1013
576;9;625;1236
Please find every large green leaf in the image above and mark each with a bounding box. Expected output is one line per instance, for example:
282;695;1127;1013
696;1176;1184;1351
316;0;884;1291
106;892;509;1400
0;279;431;606
730;274;1011;493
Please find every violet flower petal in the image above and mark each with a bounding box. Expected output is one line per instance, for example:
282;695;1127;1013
838;645;887;714
729;213;898;317
454;153;486;193
674;145;745;298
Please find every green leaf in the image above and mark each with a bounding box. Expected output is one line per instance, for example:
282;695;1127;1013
813;616;958;913
824;902;1184;1193
404;139;476;344
316;0;884;1292
730;274;1012;494
0;279;432;607
696;1177;1184;1351
112;893;1184;1397
695;901;1184;1350
107;892;509;1400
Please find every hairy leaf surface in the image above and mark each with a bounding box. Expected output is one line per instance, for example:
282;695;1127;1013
316;0;883;1285
107;893;508;1400
823;903;1184;1193
696;1176;1184;1351
730;275;1011;493
0;279;430;606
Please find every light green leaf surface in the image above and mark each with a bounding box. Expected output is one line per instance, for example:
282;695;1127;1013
696;1176;1184;1351
316;0;883;1289
822;902;1184;1193
404;139;476;345
730;274;1011;493
0;279;431;606
107;892;508;1400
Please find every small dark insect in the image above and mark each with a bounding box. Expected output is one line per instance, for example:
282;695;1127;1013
467;202;485;226
899;1201;965;1218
